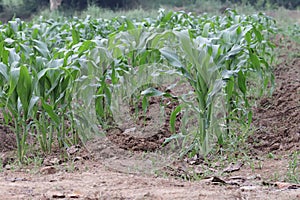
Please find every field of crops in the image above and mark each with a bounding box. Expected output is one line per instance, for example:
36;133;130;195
0;7;300;199
0;9;278;163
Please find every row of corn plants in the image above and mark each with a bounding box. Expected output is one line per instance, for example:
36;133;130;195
0;9;276;162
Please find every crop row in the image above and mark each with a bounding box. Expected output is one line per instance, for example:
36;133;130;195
0;9;276;162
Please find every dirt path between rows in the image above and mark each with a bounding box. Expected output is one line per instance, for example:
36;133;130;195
0;158;299;200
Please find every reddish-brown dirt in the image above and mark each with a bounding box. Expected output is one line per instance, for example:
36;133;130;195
0;125;16;153
249;37;300;154
1;159;299;200
106;93;181;152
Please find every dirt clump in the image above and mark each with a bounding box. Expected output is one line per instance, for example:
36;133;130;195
107;88;182;152
0;121;16;153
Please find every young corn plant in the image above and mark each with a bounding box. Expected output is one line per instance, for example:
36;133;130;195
153;30;224;156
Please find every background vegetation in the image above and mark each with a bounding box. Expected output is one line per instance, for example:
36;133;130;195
0;0;299;22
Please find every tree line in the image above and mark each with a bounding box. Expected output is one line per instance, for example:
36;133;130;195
221;0;300;9
49;0;300;10
3;0;300;12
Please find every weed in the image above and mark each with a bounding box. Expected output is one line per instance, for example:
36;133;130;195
285;151;299;183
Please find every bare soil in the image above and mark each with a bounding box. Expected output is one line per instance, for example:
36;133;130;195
0;23;300;200
249;37;300;154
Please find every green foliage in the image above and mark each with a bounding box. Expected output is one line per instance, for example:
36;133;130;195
221;0;300;9
285;24;300;43
0;9;276;162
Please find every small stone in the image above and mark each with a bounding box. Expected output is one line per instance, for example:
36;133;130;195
50;158;62;165
5;164;11;170
43;157;61;166
124;127;136;134
40;166;57;175
52;192;65;198
82;154;90;160
240;186;260;191
73;157;82;162
43;158;52;166
67;145;80;155
67;191;81;198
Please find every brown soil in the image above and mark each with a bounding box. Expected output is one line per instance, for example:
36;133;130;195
0;21;300;200
0;111;18;153
249;37;300;154
0;125;16;153
106;92;181;152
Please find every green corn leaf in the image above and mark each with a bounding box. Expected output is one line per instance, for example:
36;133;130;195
248;110;253;125
78;40;95;56
225;77;234;100
160;48;182;68
72;27;80;45
141;87;164;97
170;105;182;133
252;26;263;41
95;96;105;120
111;67;119;85
37;68;52;80
104;86;112;107
16;65;32;118
8;67;20;97
141;87;176;99
163;133;184;146
142;96;148;114
8;48;20;67
160;47;191;80
249;53;260;69
19;43;32;58
41;99;60;125
245;31;252;44
33;39;50;58
161;11;173;23
207;79;224;106
125;19;135;30
0;62;8;81
8;21;18;34
28;95;39;117
1;48;9;65
202;23;210;37
175;30;198;66
31;28;39;39
237;71;246;95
